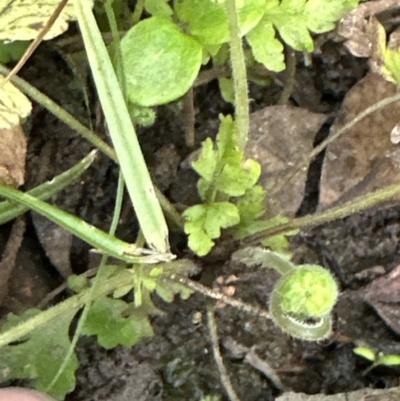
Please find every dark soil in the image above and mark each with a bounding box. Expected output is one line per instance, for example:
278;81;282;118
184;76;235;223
2;26;400;401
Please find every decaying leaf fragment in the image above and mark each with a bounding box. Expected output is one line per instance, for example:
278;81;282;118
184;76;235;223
361;264;400;336
319;72;400;208
0;125;26;186
0;0;93;41
0;74;30;187
336;0;400;58
247;106;328;217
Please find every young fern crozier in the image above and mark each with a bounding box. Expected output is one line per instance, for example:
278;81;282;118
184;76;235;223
269;265;339;341
232;247;339;341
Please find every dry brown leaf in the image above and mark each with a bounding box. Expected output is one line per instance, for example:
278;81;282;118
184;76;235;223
361;264;400;335
319;72;400;208
337;0;400;58
247;106;328;217
0;125;26;187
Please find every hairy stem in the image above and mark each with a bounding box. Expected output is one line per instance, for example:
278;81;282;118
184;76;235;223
245;182;400;244
224;0;249;150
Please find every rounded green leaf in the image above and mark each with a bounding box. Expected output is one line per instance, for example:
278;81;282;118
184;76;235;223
121;16;202;106
274;264;339;319
175;0;267;45
379;353;400;366
353;346;376;362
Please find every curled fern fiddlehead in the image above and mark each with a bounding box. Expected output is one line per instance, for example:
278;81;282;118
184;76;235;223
269;264;339;341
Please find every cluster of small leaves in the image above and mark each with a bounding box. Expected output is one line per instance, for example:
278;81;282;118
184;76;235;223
0;308;79;399
183;115;263;255
0;260;198;399
233;246;339;340
354;345;400;374
120;0;360;107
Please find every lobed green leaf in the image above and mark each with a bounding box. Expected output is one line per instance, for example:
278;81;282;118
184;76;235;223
175;0;266;46
0;308;79;399
81;297;153;349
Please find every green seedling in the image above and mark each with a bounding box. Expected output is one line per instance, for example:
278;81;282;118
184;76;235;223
234;247;339;340
354;346;400;375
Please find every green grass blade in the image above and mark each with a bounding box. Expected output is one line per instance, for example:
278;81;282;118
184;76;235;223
0;150;97;224
72;0;170;253
0;185;174;264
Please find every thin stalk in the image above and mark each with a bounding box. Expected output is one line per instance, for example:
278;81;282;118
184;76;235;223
132;0;145;25
0;0;68;90
207;303;241;401
104;0;126;96
47;173;126;392
245;182;400;244
224;0;249;150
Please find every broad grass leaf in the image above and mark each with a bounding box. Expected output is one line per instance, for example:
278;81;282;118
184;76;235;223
121;16;202;106
0;0;93;41
0;41;29;63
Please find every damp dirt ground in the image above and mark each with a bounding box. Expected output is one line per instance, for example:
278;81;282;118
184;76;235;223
1;27;400;401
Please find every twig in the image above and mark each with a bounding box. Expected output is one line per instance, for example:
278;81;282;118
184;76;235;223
207;303;242;401
174;275;271;319
194;65;231;87
277;46;296;106
0;0;68;90
245;181;400;244
0;217;26;306
182;88;195;147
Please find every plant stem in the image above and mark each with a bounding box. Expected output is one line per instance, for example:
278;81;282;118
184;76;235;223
224;0;249;150
175;275;270;319
132;0;145;25
104;0;126;96
245;182;400;244
207;303;242;401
